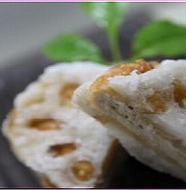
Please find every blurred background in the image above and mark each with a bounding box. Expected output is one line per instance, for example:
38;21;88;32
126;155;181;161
1;2;186;188
0;2;186;68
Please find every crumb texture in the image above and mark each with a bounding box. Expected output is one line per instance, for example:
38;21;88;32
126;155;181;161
74;59;186;182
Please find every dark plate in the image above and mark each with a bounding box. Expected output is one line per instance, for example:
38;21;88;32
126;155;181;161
0;11;186;188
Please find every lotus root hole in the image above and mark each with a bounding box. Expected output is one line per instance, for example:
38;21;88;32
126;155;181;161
60;83;79;103
48;143;77;157
28;119;59;130
71;160;95;181
174;82;186;108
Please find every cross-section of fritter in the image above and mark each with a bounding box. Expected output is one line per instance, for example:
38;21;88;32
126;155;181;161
74;59;186;182
3;62;117;188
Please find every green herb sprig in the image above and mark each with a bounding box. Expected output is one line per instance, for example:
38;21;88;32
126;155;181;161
82;2;129;62
43;3;186;65
43;33;106;64
43;2;128;64
131;20;186;60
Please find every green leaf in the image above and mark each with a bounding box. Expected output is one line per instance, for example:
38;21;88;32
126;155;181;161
43;33;106;64
81;2;129;62
131;20;186;60
81;2;129;29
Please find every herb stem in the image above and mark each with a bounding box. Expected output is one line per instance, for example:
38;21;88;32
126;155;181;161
107;26;121;63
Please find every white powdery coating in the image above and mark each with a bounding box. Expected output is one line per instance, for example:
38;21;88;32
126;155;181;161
73;82;98;118
104;121;186;181
74;59;186;181
150;106;186;147
108;60;186;144
109;60;186;98
15;62;108;108
3;62;114;188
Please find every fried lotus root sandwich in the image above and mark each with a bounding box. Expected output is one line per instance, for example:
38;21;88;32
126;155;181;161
74;59;186;182
2;62;118;188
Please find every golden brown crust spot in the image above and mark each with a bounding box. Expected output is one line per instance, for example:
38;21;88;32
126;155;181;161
147;93;167;113
41;175;57;188
60;83;79;104
71;160;95;181
28;119;60;130
90;60;158;95
174;82;186;108
48;143;77;157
